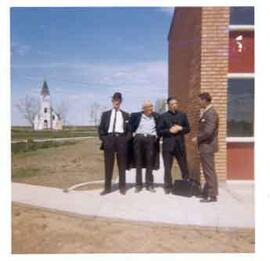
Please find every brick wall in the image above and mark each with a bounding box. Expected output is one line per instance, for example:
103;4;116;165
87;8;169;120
201;7;230;181
168;7;230;181
168;8;202;182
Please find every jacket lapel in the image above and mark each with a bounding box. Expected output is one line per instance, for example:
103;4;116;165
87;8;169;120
120;109;129;132
105;110;112;132
200;107;213;122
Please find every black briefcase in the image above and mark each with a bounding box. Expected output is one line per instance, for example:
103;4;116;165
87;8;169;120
172;179;202;197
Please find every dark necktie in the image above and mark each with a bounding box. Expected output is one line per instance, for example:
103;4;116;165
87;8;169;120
112;109;117;133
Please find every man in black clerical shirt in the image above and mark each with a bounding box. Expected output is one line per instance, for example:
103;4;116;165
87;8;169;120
157;97;191;194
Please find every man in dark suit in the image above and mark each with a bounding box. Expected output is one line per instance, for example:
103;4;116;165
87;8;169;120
157;97;191;194
98;92;129;195
128;100;160;193
192;92;219;202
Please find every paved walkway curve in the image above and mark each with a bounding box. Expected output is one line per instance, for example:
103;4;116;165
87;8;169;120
11;139;254;229
12;178;254;229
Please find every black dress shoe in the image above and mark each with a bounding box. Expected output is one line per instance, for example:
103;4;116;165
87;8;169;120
164;187;172;194
120;188;127;195
196;193;208;199
135;186;142;193
146;186;156;193
200;196;217;203
100;189;111;196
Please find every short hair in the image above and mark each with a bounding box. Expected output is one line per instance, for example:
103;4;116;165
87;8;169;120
167;96;177;104
142;100;153;108
198;92;212;102
112;92;122;102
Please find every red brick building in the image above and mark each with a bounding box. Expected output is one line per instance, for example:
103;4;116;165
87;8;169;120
168;7;254;181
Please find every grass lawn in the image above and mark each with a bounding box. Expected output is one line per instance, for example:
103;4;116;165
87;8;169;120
12;138;119;189
12;126;98;141
12;129;188;189
12;203;255;253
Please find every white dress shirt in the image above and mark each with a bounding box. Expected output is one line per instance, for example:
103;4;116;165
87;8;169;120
108;109;124;133
135;114;157;136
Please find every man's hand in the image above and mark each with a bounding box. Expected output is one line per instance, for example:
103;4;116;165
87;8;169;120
169;126;177;133
174;125;183;132
169;125;183;134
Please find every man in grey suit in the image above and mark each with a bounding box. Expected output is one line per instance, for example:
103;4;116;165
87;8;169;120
192;92;219;202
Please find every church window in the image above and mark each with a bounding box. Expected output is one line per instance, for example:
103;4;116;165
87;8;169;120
44;108;48;113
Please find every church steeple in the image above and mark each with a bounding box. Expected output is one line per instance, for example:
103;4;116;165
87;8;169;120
34;79;63;131
41;80;50;96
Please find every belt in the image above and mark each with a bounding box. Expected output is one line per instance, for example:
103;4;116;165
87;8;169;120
135;133;156;138
108;132;125;137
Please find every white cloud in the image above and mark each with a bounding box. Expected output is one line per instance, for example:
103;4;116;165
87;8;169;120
11;43;31;57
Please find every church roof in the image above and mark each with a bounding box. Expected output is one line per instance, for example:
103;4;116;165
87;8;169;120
52;109;61;120
41;80;50;96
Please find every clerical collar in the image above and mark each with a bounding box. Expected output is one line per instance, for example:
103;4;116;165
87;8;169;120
169;110;177;115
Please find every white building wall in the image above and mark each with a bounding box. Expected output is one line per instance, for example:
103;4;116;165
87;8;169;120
34;85;64;131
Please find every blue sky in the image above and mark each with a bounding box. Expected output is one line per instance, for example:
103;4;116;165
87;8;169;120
11;7;174;125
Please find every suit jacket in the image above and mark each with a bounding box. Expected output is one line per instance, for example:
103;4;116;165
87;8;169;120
197;106;219;154
157;110;190;152
127;112;160;170
98;109;130;150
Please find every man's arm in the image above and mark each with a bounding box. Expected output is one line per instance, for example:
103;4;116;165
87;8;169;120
98;112;106;140
181;113;191;135
125;112;132;139
128;113;136;134
157;115;171;137
197;111;218;143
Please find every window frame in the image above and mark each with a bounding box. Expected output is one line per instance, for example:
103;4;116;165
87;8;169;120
227;8;254;142
229;25;254;31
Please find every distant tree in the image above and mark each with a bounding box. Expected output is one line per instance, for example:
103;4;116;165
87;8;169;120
55;101;69;123
89;102;105;127
155;98;167;114
16;95;39;129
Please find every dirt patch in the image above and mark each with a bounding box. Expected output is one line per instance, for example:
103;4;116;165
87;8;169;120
12;203;255;253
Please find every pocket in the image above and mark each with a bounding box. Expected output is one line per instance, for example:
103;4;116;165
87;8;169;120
103;135;112;148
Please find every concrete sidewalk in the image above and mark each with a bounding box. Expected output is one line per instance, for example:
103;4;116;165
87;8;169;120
12;179;254;229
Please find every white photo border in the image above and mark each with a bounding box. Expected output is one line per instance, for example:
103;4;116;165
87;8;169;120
1;0;269;261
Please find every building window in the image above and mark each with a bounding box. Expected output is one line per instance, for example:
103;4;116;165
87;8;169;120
227;78;254;137
230;7;254;25
52;115;55;120
44;119;48;128
44;108;47;113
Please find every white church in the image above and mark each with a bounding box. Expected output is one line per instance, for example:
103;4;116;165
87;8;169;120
34;80;64;131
